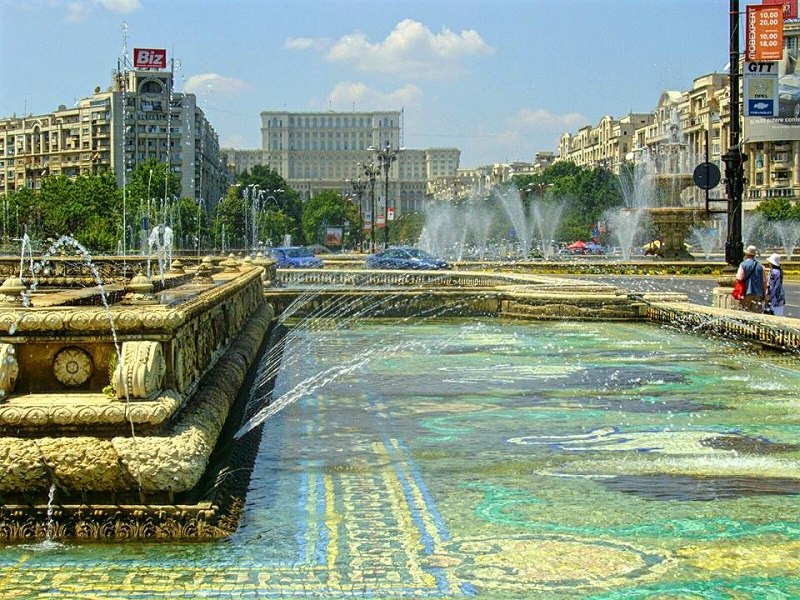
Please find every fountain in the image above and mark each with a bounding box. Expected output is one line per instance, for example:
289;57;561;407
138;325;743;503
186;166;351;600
610;110;706;260
772;219;800;260
0;227;798;597
418;198;505;262
0;241;277;539
0;310;798;598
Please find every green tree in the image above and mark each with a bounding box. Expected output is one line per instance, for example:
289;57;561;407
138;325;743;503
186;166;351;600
757;196;800;221
211;187;247;251
0;187;40;245
172;196;208;252
512;162;622;244
301;190;360;248
124;159;181;232
389;212;424;245
238;165;302;231
38;172;122;252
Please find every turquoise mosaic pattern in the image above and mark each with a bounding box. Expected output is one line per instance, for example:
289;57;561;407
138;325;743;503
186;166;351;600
1;319;800;599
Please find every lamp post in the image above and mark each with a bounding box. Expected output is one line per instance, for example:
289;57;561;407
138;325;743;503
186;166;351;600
361;161;380;252
374;141;398;248
263;188;283;248
348;177;367;249
722;0;745;269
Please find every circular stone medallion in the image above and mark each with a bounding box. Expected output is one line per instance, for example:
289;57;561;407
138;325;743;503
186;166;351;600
53;347;94;387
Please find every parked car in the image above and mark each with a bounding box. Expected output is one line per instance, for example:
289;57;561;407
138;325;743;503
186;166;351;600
269;246;324;268
365;246;450;270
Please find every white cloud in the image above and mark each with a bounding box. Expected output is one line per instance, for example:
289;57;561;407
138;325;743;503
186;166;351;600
289;19;493;79
514;108;586;130
62;0;140;21
95;0;141;12
219;133;249;149
284;37;327;51
323;81;423;111
65;1;91;21
183;73;250;96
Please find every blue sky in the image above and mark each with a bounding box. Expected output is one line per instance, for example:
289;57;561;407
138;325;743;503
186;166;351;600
1;0;733;168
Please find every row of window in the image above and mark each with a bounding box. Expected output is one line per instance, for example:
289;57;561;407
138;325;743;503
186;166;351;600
273;116;397;129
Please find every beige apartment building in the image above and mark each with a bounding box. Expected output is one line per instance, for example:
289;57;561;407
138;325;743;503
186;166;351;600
0;69;228;208
223;110;459;219
558;19;800;214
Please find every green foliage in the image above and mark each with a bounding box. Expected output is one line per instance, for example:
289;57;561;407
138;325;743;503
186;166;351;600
389;212;425;245
125;159;181;223
212;189;247;250
301;190;361;248
513;162;623;243
237;165;302;231
213;165;303;250
0;172;122;252
757;196;800;221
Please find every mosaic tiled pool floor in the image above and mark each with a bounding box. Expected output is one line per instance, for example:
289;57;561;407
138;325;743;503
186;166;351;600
1;319;800;599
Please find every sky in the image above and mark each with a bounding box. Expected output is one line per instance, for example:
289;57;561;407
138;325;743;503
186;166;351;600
1;0;735;168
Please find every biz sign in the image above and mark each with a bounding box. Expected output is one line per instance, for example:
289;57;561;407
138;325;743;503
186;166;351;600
746;5;783;62
133;48;167;70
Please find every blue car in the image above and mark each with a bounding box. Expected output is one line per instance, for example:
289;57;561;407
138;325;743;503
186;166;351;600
269;247;324;268
365;246;450;270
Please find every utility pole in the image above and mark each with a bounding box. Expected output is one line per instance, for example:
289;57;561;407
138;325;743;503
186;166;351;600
722;0;745;269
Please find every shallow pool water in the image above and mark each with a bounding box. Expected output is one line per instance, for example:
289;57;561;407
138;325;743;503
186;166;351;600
2;319;800;599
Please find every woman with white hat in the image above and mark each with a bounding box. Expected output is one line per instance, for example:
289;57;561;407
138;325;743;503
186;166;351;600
765;253;785;316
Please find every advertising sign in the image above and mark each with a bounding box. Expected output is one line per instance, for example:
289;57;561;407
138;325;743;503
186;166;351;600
762;0;798;20
744;50;800;141
325;227;343;247
744;62;779;117
746;5;783;62
133;48;167;70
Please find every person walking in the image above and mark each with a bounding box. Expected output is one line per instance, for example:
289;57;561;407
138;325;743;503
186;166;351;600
736;245;766;313
765;253;786;316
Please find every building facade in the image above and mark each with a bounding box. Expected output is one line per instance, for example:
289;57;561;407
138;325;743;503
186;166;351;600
0;69;228;209
223;110;459;220
556;19;800;214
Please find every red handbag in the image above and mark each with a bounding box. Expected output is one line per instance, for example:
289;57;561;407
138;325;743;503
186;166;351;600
732;278;746;300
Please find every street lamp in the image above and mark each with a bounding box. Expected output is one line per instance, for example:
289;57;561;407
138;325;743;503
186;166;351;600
374;141;398;248
263;188;283;247
360;161;380;252
348;177;367;249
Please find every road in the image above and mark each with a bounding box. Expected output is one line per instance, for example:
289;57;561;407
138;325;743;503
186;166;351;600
567;275;799;319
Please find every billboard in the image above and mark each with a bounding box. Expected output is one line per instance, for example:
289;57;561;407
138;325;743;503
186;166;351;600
325;227;343;247
133;48;167;70
743;50;800;142
746;5;783;62
744;62;779;117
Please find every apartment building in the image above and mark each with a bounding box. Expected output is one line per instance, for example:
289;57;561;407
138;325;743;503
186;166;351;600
557;18;800;214
0;69;228;208
223;110;459;219
558;112;655;171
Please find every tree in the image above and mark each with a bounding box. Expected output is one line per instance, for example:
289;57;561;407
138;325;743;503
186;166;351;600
211;187;247;251
389;212;424;245
511;162;622;244
36;172;122;252
757;196;800;221
125;159;181;230
301;190;360;248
